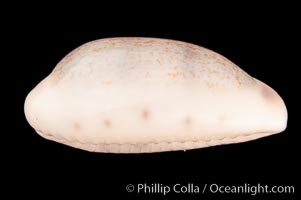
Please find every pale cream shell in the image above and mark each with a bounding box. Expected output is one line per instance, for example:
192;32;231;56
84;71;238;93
24;37;287;153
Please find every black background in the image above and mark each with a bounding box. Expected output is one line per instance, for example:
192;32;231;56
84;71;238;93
12;3;298;199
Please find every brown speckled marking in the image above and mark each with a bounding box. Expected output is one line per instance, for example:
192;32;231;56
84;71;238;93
185;117;191;125
207;82;215;88
103;119;111;128
235;74;242;85
48;37;255;87
142;109;149;120
190;70;196;78
102;80;112;85
212;70;219;74
168;73;177;78
73;122;80;131
219;115;226;123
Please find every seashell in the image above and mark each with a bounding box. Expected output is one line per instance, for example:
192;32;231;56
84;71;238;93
24;37;287;153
